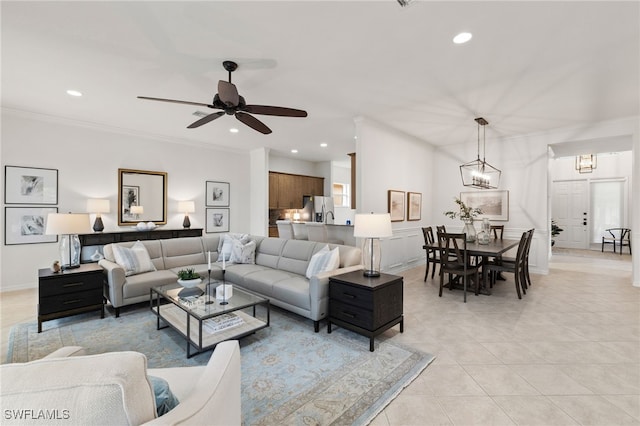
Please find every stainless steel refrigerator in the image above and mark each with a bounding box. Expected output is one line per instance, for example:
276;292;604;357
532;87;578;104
302;196;335;224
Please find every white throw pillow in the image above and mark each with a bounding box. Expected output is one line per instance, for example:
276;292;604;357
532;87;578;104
229;239;256;264
218;233;250;261
112;241;156;276
305;246;340;278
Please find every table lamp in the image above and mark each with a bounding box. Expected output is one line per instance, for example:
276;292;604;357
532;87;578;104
178;201;195;229
86;199;110;232
353;213;393;277
130;205;144;219
45;213;91;270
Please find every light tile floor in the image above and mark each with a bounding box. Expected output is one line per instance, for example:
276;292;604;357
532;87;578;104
1;251;638;425
370;251;639;426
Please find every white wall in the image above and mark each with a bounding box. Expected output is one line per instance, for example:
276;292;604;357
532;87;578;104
1;110;251;291
268;155;325;178
355;117;435;273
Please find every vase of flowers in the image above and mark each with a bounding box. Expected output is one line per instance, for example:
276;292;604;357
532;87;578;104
444;197;483;242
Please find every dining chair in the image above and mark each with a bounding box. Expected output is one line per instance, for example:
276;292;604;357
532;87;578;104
497;228;534;290
437;232;480;303
276;220;295;239
602;228;632;255
490;225;504;240
421;227;439;281
306;223;344;244
482;230;529;299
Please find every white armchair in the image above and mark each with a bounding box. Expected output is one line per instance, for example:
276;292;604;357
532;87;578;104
0;341;241;426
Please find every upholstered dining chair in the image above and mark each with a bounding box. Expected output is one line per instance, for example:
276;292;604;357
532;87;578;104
306;222;344;244
437;232;480;303
421;227;439;281
482;230;530;299
276;220;295;239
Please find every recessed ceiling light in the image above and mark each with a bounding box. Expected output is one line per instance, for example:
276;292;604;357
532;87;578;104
453;32;472;44
291;149;298;154
320;143;328;148
66;89;83;97
229;128;239;133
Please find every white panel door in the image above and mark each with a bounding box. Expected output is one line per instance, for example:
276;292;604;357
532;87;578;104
552;180;589;249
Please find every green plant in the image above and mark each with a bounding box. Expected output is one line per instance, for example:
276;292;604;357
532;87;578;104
551;219;563;246
177;268;200;280
443;197;482;221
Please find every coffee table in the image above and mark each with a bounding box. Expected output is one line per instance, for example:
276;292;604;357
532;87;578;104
150;281;270;358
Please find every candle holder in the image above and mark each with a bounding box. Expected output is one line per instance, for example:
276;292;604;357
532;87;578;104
220;270;228;305
205;269;214;305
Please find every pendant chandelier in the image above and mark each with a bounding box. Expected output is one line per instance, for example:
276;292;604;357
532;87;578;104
575;154;597;173
459;117;501;189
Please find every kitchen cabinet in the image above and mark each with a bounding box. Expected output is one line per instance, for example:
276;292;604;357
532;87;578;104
269;172;323;209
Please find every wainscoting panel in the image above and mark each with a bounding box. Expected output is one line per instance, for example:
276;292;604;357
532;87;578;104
380;227;425;274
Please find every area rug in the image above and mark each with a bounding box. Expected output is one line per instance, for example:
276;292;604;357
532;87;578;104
6;306;434;425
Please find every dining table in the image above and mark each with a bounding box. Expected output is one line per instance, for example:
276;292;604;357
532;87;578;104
425;238;521;295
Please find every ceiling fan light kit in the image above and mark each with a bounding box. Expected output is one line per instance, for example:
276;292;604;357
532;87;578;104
138;60;307;135
459;117;502;190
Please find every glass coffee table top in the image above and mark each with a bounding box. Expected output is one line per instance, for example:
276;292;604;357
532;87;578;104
153;281;267;321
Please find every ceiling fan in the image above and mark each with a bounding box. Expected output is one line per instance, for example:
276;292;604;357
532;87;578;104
138;60;307;134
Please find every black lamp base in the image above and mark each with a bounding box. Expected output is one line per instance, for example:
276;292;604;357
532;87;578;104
93;216;104;232
363;270;380;277
183;215;191;229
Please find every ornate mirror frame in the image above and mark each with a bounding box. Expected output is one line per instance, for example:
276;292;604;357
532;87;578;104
118;168;167;226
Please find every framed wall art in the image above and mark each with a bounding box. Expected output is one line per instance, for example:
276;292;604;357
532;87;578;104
5;207;58;245
5;166;58;205
206;208;230;233
206;181;230;207
407;192;422;221
388;190;405;222
460;190;509;221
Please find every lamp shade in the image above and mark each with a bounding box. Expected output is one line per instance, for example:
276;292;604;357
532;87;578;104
45;213;91;235
178;201;195;213
86;199;110;214
130;205;144;215
354;213;393;238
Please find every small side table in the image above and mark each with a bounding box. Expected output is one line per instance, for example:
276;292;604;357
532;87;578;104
328;270;403;351
38;263;105;332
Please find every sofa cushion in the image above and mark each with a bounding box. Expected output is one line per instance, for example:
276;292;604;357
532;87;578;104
161;237;206;270
123;270;179;299
229;239;256;264
224;264;272;290
0;351;156;426
277;240;318;276
112;241;157;277
254;238;285;269
272;276;311;310
305;245;340;278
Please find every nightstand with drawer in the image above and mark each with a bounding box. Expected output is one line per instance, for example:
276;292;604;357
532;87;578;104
38;263;105;332
328;270;403;351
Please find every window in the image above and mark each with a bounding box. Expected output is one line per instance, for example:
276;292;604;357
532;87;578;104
333;183;350;207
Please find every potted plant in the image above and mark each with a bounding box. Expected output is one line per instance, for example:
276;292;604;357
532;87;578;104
551;219;563;246
443;197;483;242
177;268;202;288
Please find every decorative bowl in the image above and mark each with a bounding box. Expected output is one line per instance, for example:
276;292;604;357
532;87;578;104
177;278;202;288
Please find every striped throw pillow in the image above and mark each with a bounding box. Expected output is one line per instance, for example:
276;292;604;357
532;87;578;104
112;241;156;276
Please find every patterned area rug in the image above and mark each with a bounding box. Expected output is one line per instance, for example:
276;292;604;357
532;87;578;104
6;305;434;425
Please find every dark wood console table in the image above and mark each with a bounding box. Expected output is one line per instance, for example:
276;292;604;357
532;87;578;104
79;228;203;246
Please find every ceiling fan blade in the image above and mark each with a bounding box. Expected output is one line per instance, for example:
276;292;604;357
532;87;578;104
187;111;225;129
137;96;213;108
235;112;272;134
244;105;308;117
218;80;239;107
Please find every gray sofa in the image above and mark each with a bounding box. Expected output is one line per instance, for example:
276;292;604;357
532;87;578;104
99;235;362;331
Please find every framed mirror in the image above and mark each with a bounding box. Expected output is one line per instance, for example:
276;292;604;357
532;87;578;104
118;168;167;226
